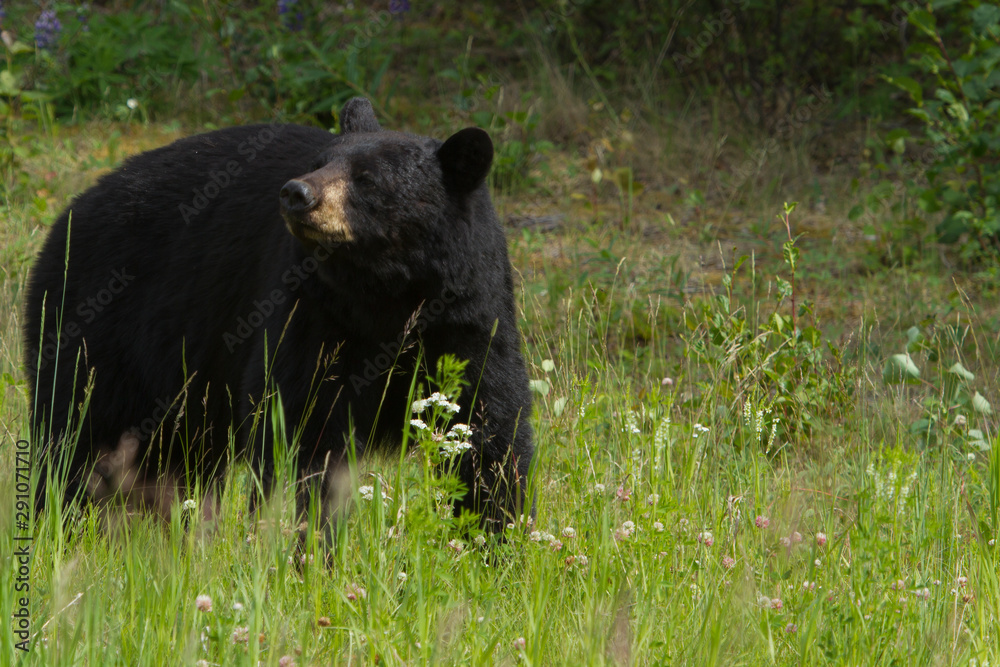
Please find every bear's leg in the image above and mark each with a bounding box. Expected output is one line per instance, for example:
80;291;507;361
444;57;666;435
454;438;532;532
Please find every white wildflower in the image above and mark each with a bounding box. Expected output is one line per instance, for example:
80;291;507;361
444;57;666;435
358;485;390;502
623;410;641;434
441;440;473;457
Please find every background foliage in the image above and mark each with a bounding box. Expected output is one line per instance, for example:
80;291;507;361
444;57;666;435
0;1;998;665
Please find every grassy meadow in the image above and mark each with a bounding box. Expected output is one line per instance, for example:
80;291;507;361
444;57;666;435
2;87;999;667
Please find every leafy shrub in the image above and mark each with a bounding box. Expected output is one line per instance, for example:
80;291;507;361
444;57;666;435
681;204;856;443
887;2;1000;260
4;2;402;123
520;0;908;130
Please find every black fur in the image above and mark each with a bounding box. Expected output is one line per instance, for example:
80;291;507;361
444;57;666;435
23;98;534;529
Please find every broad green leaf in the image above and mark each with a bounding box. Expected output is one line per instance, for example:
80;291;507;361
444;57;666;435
948;362;975;382
972;391;993;415
935;88;957;104
8;40;33;55
887;76;923;104
528;379;550;397
541;359;555;373
909;9;937;36
553;397;568;417
0;70;20;95
883;353;921;384
971;4;1000;33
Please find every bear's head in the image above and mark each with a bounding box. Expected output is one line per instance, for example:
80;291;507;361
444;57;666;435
279;98;494;256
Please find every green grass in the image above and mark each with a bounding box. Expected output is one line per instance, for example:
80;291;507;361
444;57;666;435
1;116;998;665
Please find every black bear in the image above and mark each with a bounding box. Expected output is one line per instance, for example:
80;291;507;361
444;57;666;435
24;97;534;530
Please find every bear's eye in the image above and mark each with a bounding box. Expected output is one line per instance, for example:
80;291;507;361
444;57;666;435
353;170;377;188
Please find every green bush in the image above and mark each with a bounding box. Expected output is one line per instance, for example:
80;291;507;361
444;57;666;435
887;2;1000;260
3;2;401;124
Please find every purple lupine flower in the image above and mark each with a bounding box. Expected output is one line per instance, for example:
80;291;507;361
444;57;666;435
77;4;91;33
0;2;7;24
389;0;411;14
277;0;303;32
35;10;62;50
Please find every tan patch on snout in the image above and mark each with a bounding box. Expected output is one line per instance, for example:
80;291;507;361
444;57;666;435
304;178;354;242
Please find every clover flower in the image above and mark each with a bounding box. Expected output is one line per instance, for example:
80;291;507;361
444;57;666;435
345;583;367;601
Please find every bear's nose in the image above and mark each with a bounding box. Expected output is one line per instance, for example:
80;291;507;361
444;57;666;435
279;179;318;213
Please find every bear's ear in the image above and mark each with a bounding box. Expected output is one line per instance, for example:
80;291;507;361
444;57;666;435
437;128;493;194
340;97;381;134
